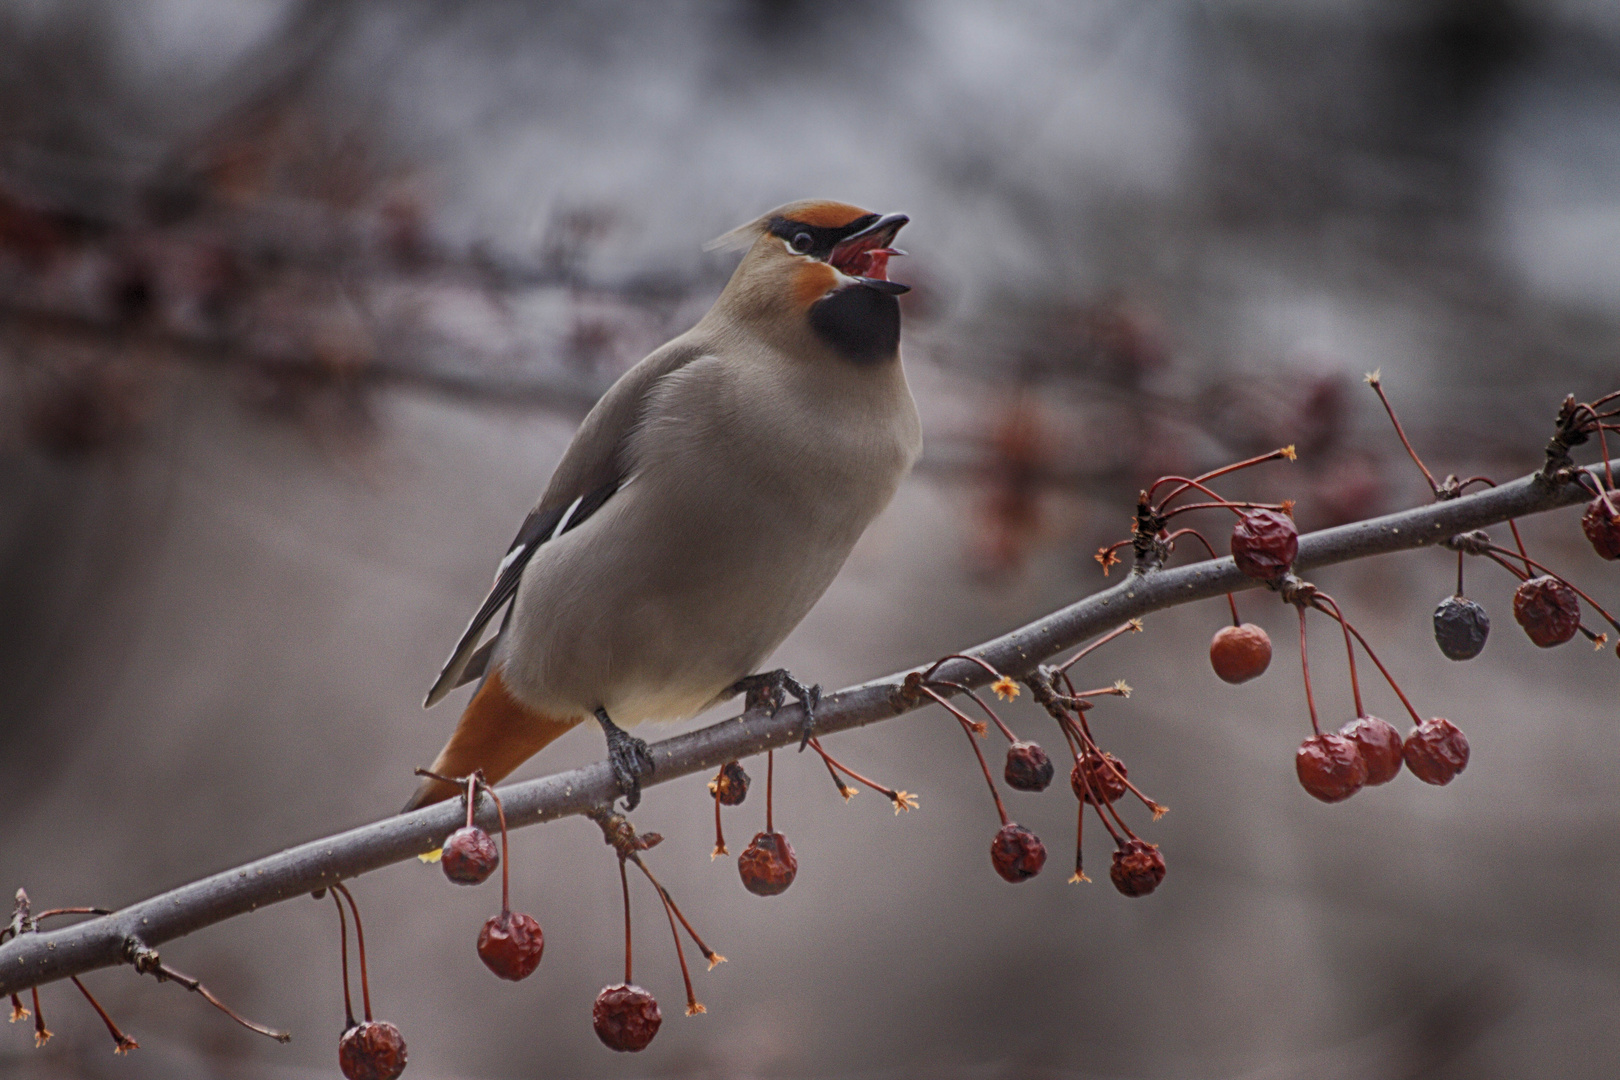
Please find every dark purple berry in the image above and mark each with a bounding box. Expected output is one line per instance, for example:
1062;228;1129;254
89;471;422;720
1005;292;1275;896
1433;596;1489;661
1003;741;1055;792
1110;840;1166;897
989;823;1046;883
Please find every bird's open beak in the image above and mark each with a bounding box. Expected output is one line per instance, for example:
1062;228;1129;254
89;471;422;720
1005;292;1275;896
830;213;909;294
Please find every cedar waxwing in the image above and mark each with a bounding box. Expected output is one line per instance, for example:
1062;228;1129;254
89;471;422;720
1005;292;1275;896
405;200;921;811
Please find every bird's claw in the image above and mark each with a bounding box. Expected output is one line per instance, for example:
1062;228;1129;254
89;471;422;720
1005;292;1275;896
731;669;820;751
597;708;655;811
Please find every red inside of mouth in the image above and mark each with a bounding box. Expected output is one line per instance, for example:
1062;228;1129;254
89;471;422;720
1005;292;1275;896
830;232;903;280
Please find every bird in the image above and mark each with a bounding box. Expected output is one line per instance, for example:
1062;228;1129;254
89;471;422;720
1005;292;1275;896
404;200;922;812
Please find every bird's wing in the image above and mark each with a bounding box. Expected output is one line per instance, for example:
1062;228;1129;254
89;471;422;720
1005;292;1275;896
422;338;708;707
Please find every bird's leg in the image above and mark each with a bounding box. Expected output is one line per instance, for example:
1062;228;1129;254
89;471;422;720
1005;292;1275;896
594;707;655;811
730;669;822;751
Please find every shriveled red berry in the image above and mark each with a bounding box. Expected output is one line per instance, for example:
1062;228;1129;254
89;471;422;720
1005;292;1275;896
1513;575;1581;648
1231;509;1298;581
1109;840;1166;897
441;826;498;886
1403;718;1469;785
1003;741;1055;792
737;831;797;896
338;1021;407;1080
1295;733;1368;803
989;823;1046;883
477;910;544;981
1070;752;1128;805
1583;496;1620;560
712;760;750;806
592;984;661;1052
1433;596;1490;660
1209;623;1272;683
1338;715;1403;785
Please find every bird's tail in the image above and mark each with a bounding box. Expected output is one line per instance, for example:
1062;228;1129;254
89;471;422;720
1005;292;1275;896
402;667;581;812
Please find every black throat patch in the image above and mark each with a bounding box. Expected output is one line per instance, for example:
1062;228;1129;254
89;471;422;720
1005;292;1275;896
808;283;901;365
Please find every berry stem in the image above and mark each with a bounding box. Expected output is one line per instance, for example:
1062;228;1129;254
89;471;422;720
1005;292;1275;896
9;993;26;1022
1297;605;1321;736
919;683;988;736
32;908;110;921
1164;528;1242;624
331;884;371;1023
1315;601;1425;725
140;958;290;1042
648;871;701;1015
918;653;1006;684
1456;549;1465;597
1055;619;1143;674
70;975;137;1054
808;737;914;810
765;750;775;835
1147;445;1296;507
31;987;48;1047
1313;594;1364;718
479;779;512;915
711;784;727;859
629;857;724;970
618;857;633;985
955;709;1010;826
1367;372;1441;496
926;679;1017;741
1061;690;1165;817
1070;797;1089;884
1160;499;1289;521
329;891;354;1029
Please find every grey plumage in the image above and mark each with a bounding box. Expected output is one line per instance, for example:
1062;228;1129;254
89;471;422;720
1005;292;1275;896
414;199;919;807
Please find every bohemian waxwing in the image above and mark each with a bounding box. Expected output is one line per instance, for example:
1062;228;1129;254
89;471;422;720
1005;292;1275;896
405;200;920;811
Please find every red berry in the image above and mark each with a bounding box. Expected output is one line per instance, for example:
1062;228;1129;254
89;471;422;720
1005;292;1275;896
1209;623;1273;683
712;760;750;806
1512;575;1581;647
1338;715;1403;785
989;823;1046;883
737;831;797;896
592;984;661;1052
1231;509;1298;581
1403;718;1469;785
441;826;498;885
477;910;544;981
1583;496;1620;560
1109;840;1166;897
1070;752;1128;805
1295;733;1368;803
1003;741;1055;792
338;1021;407;1080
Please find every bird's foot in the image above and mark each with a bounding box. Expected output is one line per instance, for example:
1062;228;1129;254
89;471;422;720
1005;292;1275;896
730;669;821;751
595;707;655;811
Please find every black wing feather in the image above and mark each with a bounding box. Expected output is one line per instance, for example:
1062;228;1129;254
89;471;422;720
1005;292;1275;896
422;480;619;707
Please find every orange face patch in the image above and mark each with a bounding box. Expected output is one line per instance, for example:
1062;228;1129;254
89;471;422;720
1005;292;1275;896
791;260;839;308
786;201;873;229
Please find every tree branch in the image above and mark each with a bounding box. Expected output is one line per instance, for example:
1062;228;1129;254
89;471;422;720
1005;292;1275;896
1;459;1610;997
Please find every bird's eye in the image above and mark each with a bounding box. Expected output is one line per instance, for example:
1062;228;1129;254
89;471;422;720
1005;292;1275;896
790;232;814;254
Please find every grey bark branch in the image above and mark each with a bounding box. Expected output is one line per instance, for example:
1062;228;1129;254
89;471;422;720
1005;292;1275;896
1;460;1611;998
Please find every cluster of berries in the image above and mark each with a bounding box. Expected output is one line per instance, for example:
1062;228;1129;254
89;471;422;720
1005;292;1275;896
590;811;723;1052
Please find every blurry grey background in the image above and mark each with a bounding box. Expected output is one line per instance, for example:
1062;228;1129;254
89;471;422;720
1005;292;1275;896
2;1;1619;1077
